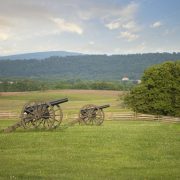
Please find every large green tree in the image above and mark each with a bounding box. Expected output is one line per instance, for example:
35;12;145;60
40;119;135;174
124;61;180;116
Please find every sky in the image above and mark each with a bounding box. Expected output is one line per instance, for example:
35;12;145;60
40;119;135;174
0;0;180;55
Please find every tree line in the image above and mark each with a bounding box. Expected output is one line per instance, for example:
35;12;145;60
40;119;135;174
0;80;134;92
0;53;180;80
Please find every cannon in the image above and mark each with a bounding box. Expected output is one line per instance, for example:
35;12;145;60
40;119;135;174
4;98;68;132
78;104;110;125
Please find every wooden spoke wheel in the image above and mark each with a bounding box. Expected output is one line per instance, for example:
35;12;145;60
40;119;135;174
20;101;39;129
79;104;104;125
20;101;55;129
93;108;105;125
34;102;55;129
51;104;63;128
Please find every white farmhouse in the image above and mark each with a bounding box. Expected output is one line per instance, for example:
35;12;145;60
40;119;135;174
122;76;129;81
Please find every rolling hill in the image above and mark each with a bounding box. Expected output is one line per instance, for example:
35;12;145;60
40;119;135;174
0;53;179;80
0;51;82;60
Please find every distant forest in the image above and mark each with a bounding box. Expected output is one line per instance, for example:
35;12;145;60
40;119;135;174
0;80;134;92
0;53;180;80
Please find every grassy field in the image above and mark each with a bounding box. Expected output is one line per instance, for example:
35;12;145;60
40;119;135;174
0;90;123;115
0;90;180;179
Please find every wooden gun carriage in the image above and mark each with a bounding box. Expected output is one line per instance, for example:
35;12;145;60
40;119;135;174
78;104;110;125
3;99;110;132
4;98;68;132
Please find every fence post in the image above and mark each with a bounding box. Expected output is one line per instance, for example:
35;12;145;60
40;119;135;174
134;111;137;120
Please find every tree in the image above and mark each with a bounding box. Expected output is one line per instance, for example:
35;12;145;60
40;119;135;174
124;61;180;117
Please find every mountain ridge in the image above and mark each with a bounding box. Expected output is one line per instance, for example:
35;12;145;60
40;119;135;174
0;51;82;60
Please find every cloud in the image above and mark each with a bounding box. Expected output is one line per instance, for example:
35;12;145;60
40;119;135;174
104;2;139;28
151;21;163;28
77;1;138;21
104;2;140;41
106;20;140;32
119;31;139;41
0;32;9;41
120;2;139;18
122;21;139;31
0;0;178;55
105;21;120;30
51;18;83;35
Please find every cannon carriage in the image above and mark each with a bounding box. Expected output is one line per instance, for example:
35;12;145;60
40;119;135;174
3;99;110;132
78;104;110;125
4;98;68;132
21;98;68;129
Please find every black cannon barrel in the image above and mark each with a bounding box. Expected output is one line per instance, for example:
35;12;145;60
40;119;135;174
49;98;68;106
98;104;110;109
81;104;110;113
24;98;68;113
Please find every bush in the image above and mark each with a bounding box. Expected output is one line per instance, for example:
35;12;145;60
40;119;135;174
124;61;180;117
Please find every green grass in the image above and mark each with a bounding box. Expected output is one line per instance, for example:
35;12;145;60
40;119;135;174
0;90;179;179
0;90;123;115
0;121;179;180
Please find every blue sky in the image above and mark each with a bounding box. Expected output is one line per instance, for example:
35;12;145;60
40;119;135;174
0;0;180;55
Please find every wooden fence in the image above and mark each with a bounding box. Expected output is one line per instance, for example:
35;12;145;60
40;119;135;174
106;112;180;123
0;111;18;119
0;111;179;123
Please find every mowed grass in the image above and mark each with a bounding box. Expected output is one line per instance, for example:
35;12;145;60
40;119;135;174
0;90;180;179
0;121;179;180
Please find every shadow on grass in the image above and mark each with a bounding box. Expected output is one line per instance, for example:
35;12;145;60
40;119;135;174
0;122;84;134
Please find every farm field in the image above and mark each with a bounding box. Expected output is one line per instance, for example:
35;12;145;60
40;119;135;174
0;90;180;179
0;90;123;116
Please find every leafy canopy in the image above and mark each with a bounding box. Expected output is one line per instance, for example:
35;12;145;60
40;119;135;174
124;61;180;116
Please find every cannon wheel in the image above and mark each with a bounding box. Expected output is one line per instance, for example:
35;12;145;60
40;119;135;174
51;104;63;128
34;102;55;129
20;101;55;129
79;104;104;125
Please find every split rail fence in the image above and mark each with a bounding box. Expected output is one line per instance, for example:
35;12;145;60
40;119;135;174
0;111;179;123
106;112;180;123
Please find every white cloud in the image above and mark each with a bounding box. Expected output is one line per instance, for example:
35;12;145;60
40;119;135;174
106;20;140;33
78;1;139;22
105;20;141;37
50;18;83;35
104;2;141;41
0;0;179;55
120;2;139;18
105;21;120;30
119;31;139;41
0;32;9;41
122;21;140;31
151;21;163;28
104;2;139;29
